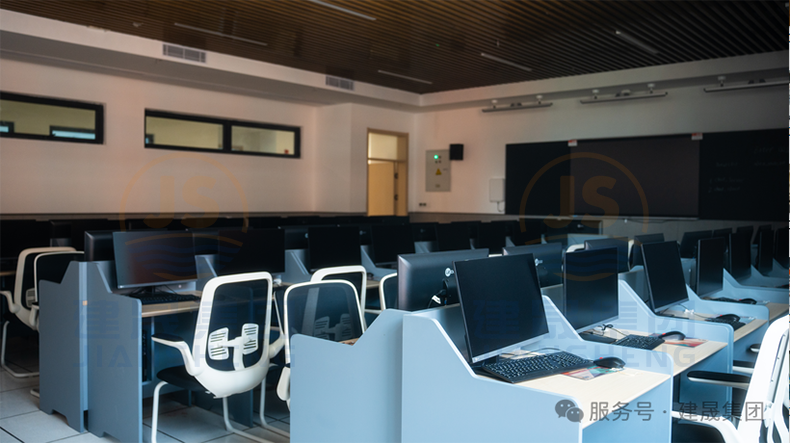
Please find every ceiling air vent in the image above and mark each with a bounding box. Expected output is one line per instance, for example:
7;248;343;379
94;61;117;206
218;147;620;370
162;44;207;63
326;76;355;91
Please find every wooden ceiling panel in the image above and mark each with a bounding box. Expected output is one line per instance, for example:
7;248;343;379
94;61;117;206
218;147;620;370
1;0;785;94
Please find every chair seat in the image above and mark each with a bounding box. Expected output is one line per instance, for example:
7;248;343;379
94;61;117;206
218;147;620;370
672;423;725;443
156;366;207;393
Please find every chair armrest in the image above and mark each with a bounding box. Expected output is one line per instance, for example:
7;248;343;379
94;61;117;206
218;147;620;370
732;360;755;375
1;290;20;314
28;305;39;331
670;411;742;443
268;335;284;359
687;370;750;391
152;333;203;377
277;364;290;406
749;344;760;354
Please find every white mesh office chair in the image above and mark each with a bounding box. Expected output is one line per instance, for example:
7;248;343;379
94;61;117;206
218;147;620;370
151;272;285;443
310;264;371;318
1;247;75;378
276;280;365;410
671;315;789;443
378;272;398;310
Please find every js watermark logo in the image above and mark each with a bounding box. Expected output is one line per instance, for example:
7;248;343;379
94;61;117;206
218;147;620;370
556;399;584;423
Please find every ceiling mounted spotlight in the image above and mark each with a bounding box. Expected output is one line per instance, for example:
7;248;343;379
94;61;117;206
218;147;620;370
703;76;789;93
580;85;667;104
482;95;552;113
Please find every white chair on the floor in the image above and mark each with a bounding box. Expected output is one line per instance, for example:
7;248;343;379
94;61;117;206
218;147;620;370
151;272;285;443
672;315;789;443
1;247;75;378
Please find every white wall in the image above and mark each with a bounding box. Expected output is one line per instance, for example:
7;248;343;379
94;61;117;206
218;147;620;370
0;58;318;215
410;82;786;215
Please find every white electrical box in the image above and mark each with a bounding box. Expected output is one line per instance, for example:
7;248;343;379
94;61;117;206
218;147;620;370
489;178;505;202
426;150;451;192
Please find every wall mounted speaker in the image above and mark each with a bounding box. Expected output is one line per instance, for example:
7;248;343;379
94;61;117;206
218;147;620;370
450;144;464;160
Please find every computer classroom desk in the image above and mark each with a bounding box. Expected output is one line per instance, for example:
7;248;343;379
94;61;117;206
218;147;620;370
38;258;277;443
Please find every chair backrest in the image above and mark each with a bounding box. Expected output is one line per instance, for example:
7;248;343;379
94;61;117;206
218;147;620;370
737;315;789;442
9;248;74;326
282;280;364;365
191;272;274;398
34;251;84;304
379;272;398;310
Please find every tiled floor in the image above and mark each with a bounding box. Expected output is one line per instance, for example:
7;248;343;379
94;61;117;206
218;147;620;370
1;336;290;443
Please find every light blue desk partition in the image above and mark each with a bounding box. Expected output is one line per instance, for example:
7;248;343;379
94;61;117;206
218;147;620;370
283;249;311;284
290;308;406;443
736;265;787;288
566;234;608;246
764;260;788;278
401;298;673;443
360;245;398;280
38;256;256;442
414;240;434;254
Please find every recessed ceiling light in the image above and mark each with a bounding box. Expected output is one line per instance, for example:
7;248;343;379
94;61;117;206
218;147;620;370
480;53;533;72
378;70;433;84
308;0;376;20
615;30;659;55
174;23;268;46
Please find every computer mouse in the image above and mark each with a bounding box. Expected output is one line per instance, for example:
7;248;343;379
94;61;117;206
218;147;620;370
659;330;686;341
717;314;740;322
739;298;757;305
595;356;625;369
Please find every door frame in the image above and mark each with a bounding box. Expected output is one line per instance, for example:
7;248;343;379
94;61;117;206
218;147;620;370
366;128;409;216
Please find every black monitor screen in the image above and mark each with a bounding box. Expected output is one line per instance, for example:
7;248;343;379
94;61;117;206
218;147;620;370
712;228;732;239
307;226;360;271
370;224;415;267
216;229;285;275
476;222;508;254
563;247;619;332
679;230;712;259
510;219;542;246
728;232;752;281
631;233;665;267
85;230;116;261
584;237;629;273
642;241;689;313
696;238;725;298
113;231;197;289
435;223;471;251
397;249;489;311
455;254;549;364
756;229;774;274
775;227;788;269
502;243;563;287
736;225;755;244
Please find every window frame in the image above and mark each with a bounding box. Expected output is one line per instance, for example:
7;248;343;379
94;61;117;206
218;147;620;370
144;109;301;159
0;92;105;144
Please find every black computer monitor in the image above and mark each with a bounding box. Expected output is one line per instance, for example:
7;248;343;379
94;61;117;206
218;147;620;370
584;237;629;273
455;254;549;364
215;228;285;275
736;225;755;244
84;230;116;261
113;230;198;290
728;232;752;281
282;226;309;250
435;223;472;251
70;219;120;251
774;227;788;269
397;249;489;311
476;222;508;254
642;241;689;313
563;247;619;332
712;228;732;239
754;224;771;244
755;229;774;274
370;224;415;267
307;226;361;271
679;230;712;259
502;243;563;287
510;219;542;246
0;220;51;261
411;222;438;242
696;237;725;298
630;233;665;268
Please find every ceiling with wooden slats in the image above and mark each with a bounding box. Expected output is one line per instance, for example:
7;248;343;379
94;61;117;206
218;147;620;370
1;0;786;94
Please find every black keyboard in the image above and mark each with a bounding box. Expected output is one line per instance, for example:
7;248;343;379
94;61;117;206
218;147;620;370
612;334;665;350
130;293;200;305
482;351;593;383
705;316;745;330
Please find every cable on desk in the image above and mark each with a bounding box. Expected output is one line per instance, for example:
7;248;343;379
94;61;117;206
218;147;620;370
601;323;627;337
677;305;715;319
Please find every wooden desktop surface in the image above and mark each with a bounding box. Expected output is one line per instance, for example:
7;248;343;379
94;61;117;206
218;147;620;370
766;302;788;322
593;328;726;376
515;367;670;429
663;310;766;342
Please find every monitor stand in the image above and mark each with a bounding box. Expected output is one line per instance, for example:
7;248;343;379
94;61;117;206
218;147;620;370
580;332;617;344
